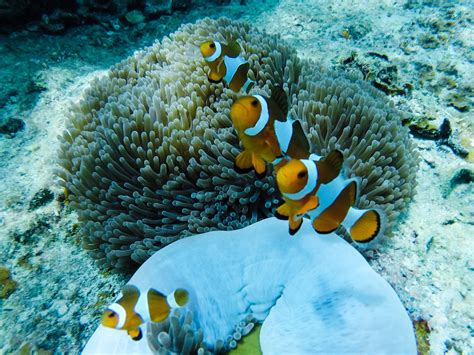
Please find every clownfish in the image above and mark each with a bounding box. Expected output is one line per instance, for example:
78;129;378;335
229;87;310;177
101;285;189;341
275;151;344;234
276;154;386;242
200;40;255;93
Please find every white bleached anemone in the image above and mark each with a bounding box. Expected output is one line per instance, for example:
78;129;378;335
83;218;416;354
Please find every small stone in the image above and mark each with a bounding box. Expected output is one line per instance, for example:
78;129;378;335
29;189;55;210
0;117;25;136
57;302;68;317
447;93;470;112
125;10;145;25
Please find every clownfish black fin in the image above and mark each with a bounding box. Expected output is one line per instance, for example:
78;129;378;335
312;180;357;234
234;151;254;174
275;202;290;220
350;209;383;243
286;120;311;159
289;218;303;236
208;76;223;84
225;40;242;57
271;86;289;119
129;328;142;341
317;150;344;184
255;168;267;179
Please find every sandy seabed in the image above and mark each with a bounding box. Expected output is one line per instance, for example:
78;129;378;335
0;0;472;353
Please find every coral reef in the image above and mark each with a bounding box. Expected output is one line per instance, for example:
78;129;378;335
57;17;418;269
84;218;416;354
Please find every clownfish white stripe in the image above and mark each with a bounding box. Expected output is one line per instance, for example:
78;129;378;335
309;153;322;161
309;176;359;220
244;95;269;136
242;78;254;93
341;207;366;231
274;119;293;154
283;159;318;200
108;303;127;329
167;291;182;309
272;156;284;166
205;41;221;62
223;55;243;84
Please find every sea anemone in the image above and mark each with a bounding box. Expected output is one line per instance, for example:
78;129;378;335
57;17;418;269
83;218;417;354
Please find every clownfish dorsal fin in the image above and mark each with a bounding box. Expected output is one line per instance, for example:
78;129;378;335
270;86;289;120
120;285;140;308
225;40;242;58
286;120;311;159
316;150;344;184
147;288;171;323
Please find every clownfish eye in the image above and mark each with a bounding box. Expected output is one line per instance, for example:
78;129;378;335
108;312;115;318
251;99;258;107
297;171;307;179
210;43;216;49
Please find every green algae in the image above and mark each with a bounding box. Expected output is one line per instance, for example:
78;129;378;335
229;324;262;355
414;320;430;355
0;266;18;299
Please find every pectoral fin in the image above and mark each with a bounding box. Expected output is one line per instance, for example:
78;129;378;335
296;195;318;217
275;202;290;220
252;153;267;177
235;150;254;174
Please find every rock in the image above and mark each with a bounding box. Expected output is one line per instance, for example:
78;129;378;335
447;92;470;112
144;0;172;18
125;10;145;25
0;117;25;136
172;0;191;10
29;189;55;210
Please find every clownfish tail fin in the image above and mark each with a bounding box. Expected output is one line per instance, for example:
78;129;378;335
172;289;189;307
343;207;386;243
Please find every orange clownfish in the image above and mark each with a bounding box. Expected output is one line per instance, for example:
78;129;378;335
230;87;310;178
276;154;386;242
101;285;189;341
200;40;255;93
275;151;344;234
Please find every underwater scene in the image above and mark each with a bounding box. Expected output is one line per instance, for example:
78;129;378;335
0;0;473;354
